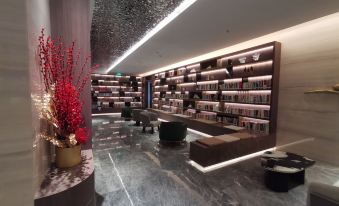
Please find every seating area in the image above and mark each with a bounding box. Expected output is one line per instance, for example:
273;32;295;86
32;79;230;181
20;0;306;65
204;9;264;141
16;1;339;205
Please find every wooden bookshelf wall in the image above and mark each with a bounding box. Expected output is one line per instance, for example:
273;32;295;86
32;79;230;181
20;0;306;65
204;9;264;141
91;74;143;113
150;42;281;135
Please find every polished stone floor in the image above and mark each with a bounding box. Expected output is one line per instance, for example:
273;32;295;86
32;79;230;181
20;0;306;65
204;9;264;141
93;115;339;206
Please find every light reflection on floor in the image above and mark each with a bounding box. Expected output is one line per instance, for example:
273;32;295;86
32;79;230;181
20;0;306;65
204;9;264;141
93;115;339;206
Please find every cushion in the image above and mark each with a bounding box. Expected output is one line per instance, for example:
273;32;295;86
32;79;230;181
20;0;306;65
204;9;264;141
197;137;225;147
230;132;252;139
214;135;240;143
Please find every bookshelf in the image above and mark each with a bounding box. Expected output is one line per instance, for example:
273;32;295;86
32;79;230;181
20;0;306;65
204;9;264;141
150;42;281;135
91;74;143;113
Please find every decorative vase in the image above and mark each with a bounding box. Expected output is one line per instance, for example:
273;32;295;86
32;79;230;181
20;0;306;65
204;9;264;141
333;84;339;91
55;145;81;168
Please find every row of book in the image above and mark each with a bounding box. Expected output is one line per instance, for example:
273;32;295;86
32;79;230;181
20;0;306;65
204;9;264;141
219;79;271;90
92;87;141;92
164;93;189;99
217;116;238;125
196;112;217;121
196;103;220;112
239;117;270;135
221;92;271;104
184;109;196;118
97;98;141;103
170;100;183;108
201;93;218;101
223;105;270;119
197;83;218;90
91;76;131;81
94;92;118;97
96;102;138;108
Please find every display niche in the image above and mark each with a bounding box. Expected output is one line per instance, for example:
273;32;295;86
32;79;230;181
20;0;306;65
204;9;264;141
91;74;143;113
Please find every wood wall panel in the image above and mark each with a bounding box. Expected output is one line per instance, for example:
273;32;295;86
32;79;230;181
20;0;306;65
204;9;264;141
273;13;339;165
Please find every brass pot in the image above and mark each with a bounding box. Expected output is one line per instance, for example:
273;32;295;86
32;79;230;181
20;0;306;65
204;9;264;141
333;84;339;91
55;145;81;168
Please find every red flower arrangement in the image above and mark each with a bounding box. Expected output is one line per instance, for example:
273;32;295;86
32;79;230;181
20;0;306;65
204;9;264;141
38;28;98;148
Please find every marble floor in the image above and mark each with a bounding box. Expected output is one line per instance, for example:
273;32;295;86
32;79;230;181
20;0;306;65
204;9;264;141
92;115;339;206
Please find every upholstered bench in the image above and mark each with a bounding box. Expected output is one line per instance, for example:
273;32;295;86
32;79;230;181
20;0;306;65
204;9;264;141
190;135;241;167
189;132;274;167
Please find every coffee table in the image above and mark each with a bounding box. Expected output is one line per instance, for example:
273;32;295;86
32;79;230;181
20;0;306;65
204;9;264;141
261;151;315;192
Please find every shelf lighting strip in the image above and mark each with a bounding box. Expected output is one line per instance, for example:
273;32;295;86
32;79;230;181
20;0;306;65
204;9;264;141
98;80;119;83
97;97;119;99
220;46;274;61
241;116;270;123
223;102;270;109
201;68;226;75
223;78;242;83
200;110;218;114
197;80;218;85
233;60;273;70
248;75;272;81
186;63;200;69
222;90;271;94
92;85;120;88
178;82;195;86
197;101;219;105
203;91;218;94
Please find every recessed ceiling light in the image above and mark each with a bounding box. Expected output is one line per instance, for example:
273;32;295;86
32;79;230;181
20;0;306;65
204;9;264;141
105;0;197;74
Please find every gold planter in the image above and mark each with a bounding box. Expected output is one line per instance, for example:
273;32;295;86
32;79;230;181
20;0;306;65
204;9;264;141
55;145;81;168
333;84;339;91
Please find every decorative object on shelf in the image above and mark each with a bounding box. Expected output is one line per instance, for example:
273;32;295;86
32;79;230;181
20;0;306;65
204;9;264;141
193;94;200;99
304;89;339;95
226;59;233;78
38;28;98;168
305;83;339;95
252;53;261;61
238;57;247;64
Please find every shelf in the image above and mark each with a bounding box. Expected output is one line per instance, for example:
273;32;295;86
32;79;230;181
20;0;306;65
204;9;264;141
150;42;280;135
304;89;339;95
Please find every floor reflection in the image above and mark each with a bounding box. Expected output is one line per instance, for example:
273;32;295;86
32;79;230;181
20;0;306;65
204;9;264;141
93;115;339;206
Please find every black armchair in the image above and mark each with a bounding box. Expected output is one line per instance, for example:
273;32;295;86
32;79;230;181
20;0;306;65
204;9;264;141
159;121;187;146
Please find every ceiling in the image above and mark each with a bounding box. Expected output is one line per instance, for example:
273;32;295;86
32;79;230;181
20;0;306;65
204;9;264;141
91;0;184;69
98;0;339;75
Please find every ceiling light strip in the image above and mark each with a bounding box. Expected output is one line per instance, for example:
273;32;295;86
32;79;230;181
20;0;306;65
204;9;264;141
106;0;197;73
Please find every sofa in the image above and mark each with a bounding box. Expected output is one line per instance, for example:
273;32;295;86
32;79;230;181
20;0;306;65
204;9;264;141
308;182;339;206
159;121;187;146
140;111;161;133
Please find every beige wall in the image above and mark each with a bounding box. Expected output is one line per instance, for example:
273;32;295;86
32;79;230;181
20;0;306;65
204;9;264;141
26;0;52;194
275;14;339;165
0;0;33;206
